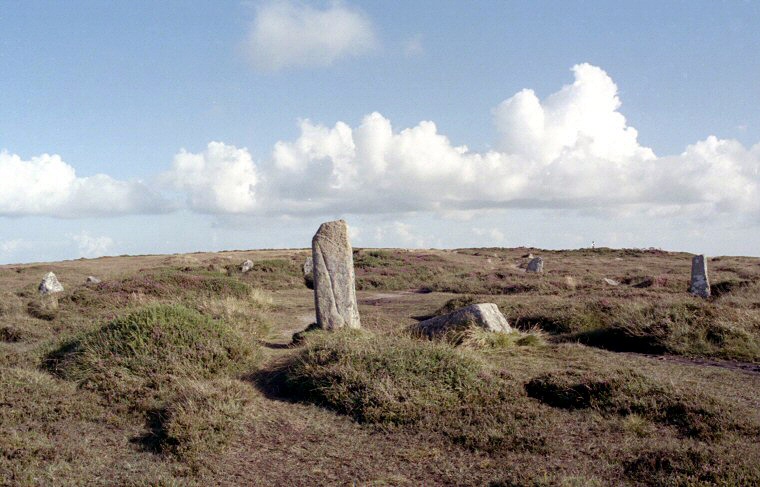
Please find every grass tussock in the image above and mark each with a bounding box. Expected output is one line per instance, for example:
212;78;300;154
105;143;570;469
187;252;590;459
271;330;546;453
47;304;258;409
459;327;546;350
44;304;261;471
524;368;742;439
152;378;253;470
195;292;274;341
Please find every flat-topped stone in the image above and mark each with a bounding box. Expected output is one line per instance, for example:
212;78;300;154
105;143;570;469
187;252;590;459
689;254;710;298
413;303;511;338
312;220;361;330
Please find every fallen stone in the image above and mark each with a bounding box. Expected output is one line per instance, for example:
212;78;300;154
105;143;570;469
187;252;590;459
689;254;711;298
38;272;64;295
240;259;254;273
526;257;544;273
86;276;101;284
413;303;511;338
312;220;361;330
603;278;620;286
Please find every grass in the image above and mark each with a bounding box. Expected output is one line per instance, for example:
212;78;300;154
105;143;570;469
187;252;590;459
271;330;550;453
43;304;260;473
2;247;760;485
524;368;739;439
48;304;257;406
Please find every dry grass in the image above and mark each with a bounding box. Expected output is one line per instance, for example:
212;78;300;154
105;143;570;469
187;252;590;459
1;246;760;485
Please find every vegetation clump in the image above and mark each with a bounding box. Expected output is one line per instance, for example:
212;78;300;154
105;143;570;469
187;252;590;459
525;368;740;439
45;304;260;470
48;304;257;407
271;330;546;453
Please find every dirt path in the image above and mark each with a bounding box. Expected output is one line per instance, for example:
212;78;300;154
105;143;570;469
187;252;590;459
625;352;760;376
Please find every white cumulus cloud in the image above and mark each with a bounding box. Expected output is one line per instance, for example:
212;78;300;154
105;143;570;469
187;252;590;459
0;151;167;217
72;232;114;258
245;0;377;71
249;63;760;219
163;141;260;214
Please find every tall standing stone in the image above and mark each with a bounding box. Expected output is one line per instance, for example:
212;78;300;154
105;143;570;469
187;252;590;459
526;257;544;273
312;220;361;330
689;254;710;298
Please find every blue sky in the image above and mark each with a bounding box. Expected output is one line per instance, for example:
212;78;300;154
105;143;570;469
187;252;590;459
1;0;759;263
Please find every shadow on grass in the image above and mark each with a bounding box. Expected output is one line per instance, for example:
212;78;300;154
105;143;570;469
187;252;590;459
564;327;668;354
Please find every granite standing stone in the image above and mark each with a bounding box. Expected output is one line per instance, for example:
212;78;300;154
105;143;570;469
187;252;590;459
303;256;313;277
413;303;511;338
689;254;710;298
526;257;544;273
312;220;361;330
39;272;64;295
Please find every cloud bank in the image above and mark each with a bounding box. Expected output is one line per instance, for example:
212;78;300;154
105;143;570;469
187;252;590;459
245;0;377;71
0;151;167;217
3;64;759;221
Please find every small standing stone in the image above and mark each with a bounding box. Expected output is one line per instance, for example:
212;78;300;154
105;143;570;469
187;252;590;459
240;260;254;273
689;254;710;298
312;220;361;330
526;257;544;273
303;255;313;277
303;255;314;289
39;272;64;295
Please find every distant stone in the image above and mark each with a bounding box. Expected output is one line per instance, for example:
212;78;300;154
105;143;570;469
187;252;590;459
689;254;711;298
303;255;313;277
312;220;361;330
603;278;620;286
240;259;254;273
526;257;544;273
38;272;63;295
303;255;314;289
413;303;511;338
85;276;101;284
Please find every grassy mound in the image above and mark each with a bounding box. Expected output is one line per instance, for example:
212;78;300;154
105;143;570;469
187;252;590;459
271;331;545;453
48;304;257;408
69;268;253;309
525;369;740;439
150;378;253;470
508;298;760;362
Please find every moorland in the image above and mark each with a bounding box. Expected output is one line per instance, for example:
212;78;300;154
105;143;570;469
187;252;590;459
2;246;759;486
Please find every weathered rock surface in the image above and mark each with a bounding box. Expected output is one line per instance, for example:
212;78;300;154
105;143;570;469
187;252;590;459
240;260;254;273
526;257;544;273
86;276;101;284
413;303;511;338
303;256;313;277
303;255;314;289
689;254;710;298
38;272;63;295
603;278;620;286
312;220;361;330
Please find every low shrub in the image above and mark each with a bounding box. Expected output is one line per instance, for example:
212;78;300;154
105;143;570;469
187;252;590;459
268;330;546;453
525;369;738;439
47;304;258;409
